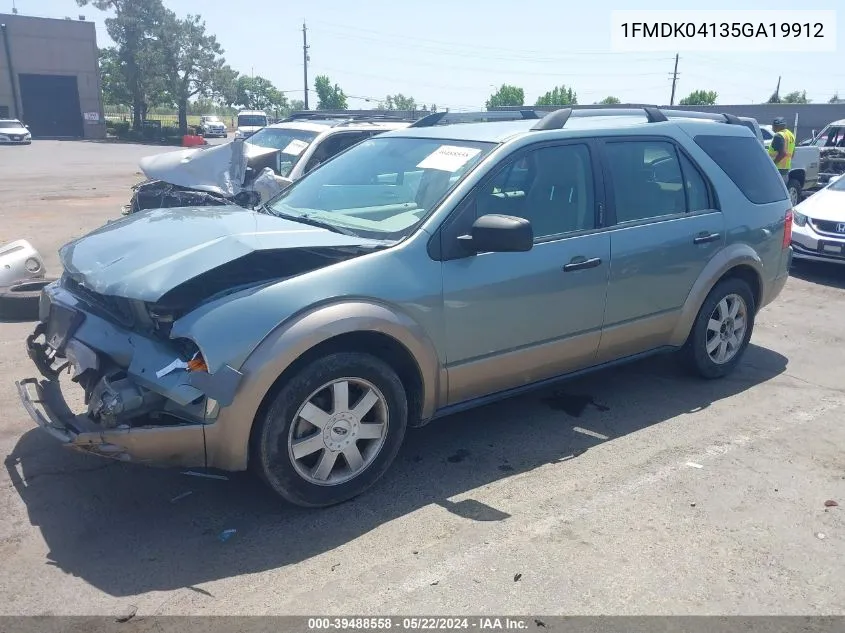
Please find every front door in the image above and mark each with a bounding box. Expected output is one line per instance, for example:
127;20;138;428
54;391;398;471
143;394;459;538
596;137;726;362
440;141;611;405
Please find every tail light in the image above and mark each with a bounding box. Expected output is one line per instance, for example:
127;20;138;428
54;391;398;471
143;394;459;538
783;209;793;248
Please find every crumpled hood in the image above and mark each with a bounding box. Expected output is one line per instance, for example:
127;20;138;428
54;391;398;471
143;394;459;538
796;185;845;223
138;139;279;197
59;206;384;302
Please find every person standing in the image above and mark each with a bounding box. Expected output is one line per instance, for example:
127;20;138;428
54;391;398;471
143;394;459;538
768;116;795;182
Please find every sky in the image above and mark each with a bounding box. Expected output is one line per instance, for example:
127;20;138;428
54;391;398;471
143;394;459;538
13;0;845;111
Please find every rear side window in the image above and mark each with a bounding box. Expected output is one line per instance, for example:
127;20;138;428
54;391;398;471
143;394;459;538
694;135;787;205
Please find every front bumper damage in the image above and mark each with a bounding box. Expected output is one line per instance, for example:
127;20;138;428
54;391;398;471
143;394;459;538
16;281;244;468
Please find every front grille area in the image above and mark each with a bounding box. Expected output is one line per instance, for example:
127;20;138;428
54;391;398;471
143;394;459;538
62;274;137;328
812;219;845;236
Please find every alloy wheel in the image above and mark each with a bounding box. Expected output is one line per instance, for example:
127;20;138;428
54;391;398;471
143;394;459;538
287;377;389;486
705;293;748;364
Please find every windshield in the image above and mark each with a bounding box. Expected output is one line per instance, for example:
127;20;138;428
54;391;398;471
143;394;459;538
811;126;845;147
203;116;222;124
246;127;320;177
267;136;497;240
238;115;267;127
0;121;23;129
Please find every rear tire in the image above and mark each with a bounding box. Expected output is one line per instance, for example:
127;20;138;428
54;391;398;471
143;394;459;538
681;278;755;379
251;352;408;507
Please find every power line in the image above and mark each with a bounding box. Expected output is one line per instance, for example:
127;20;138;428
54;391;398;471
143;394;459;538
309;19;675;59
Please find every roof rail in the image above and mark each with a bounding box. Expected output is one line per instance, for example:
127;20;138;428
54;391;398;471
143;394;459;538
409;110;541;128
280;112;416;125
530;105;668;131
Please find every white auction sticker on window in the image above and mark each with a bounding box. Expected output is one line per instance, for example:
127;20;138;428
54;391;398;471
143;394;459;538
282;139;309;156
417;145;482;172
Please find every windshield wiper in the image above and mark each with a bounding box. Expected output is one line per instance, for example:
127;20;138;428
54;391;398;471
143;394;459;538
267;207;359;236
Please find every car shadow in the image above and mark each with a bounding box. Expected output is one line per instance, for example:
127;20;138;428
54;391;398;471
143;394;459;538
5;344;787;596
790;259;845;289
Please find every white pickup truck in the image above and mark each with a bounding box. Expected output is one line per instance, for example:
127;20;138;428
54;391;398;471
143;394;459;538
798;118;845;188
759;124;821;204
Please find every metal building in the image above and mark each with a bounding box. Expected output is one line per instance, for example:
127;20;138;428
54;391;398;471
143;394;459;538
0;12;105;139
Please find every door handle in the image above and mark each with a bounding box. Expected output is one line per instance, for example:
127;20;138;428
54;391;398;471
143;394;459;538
693;232;721;245
563;257;602;272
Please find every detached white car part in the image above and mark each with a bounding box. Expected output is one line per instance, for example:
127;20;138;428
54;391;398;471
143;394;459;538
791;174;845;264
0;239;45;285
0;240;53;321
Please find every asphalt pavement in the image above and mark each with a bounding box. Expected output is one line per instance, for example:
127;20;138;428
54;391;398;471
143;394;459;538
0;140;843;617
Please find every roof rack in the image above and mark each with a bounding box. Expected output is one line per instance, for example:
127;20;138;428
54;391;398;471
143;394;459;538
279;112;417;126
409;110;542;128
530;105;668;131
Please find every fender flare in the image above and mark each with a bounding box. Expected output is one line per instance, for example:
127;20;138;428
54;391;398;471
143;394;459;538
204;300;442;471
787;168;806;185
668;244;764;348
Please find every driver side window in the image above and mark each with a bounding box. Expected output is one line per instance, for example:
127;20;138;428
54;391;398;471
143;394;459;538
474;144;596;240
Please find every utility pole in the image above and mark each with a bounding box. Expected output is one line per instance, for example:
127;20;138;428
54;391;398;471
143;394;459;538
302;22;310;110
669;53;679;106
774;75;781;102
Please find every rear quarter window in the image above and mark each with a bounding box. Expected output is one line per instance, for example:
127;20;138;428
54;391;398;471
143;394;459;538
694;135;787;205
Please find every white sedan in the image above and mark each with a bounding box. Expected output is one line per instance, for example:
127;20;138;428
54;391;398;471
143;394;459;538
0;119;32;144
791;175;845;264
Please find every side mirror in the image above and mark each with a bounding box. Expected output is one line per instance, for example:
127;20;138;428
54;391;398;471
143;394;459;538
458;214;533;253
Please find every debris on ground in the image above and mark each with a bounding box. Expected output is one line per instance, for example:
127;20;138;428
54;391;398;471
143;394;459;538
170;491;193;503
690;502;697;507
115;605;137;623
430;580;439;586
514;573;522;582
534;619;547;628
824;500;838;507
686;462;704;469
218;529;237;542
331;563;340;571
816;532;826;540
447;449;470;463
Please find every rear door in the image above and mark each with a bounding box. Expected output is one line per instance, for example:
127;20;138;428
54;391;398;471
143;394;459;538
595;136;725;363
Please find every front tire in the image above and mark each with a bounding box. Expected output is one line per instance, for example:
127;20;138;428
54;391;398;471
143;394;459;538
252;352;408;507
681;278;755;379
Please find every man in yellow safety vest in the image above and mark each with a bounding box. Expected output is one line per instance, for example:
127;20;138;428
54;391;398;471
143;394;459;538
768;116;795;181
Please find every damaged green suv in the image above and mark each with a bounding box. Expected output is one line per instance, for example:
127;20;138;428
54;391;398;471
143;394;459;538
18;107;793;507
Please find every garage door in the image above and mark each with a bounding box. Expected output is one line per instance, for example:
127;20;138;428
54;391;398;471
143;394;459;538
18;74;84;138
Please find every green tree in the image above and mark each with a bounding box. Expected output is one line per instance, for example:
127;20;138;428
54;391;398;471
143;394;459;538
98;47;132;107
679;90;718;105
486;84;524;109
79;0;169;130
535;85;577;106
380;93;416;110
767;92;781;104
598;95;621;104
289;98;306;112
830;93;845;104
235;75;287;113
782;90;810;104
314;75;348;110
158;12;229;134
211;64;239;108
